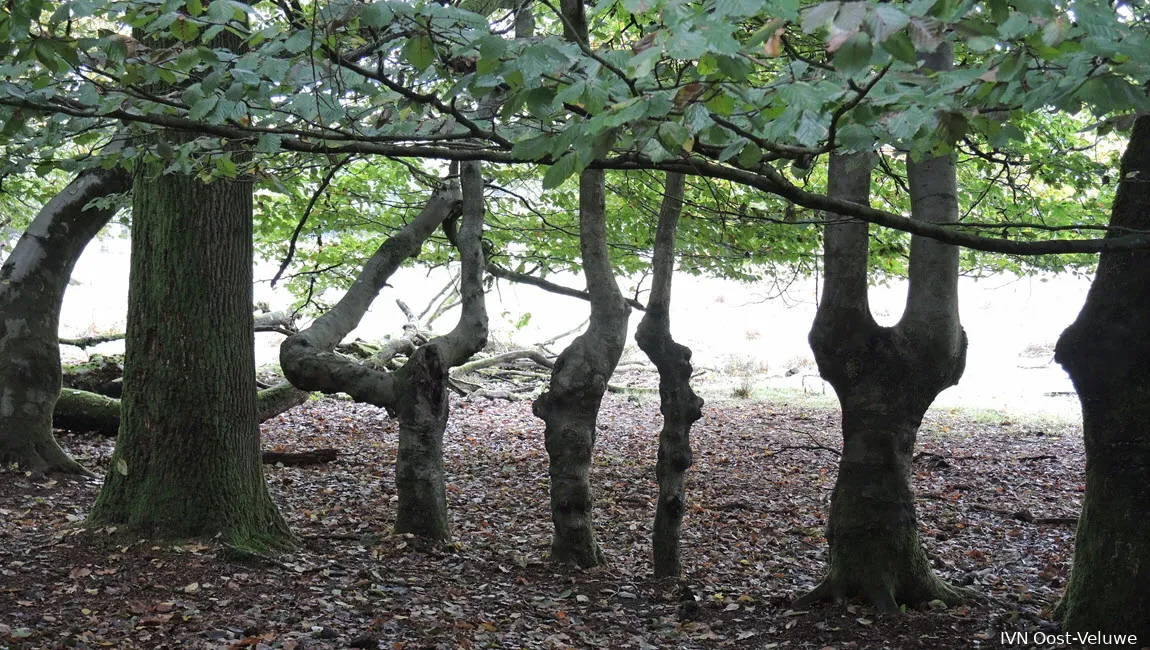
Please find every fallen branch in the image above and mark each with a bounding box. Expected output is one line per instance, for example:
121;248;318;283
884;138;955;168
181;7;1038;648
59;333;125;349
968;503;1079;526
453;349;555;375
262;448;338;466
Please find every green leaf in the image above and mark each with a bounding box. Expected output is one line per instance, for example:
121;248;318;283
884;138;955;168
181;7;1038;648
834;32;872;75
404;35;436;71
116;458;128;476
881;32;917;64
542;153;578;189
187;0;204;16
737;141;762;167
361;2;394;27
284;30;312;54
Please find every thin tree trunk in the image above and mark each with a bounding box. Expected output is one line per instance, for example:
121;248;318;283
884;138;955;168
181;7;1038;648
801;46;968;607
88;133;290;549
0;147;129;475
393;161;489;539
635;172;703;578
1052;116;1150;640
534;169;631;567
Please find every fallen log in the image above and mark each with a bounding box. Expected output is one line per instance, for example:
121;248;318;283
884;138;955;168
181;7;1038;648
452;349;555;375
54;381;310;435
262;448;338;466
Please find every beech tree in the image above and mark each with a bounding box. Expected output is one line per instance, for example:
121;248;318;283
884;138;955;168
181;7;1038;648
0;142;128;474
798;44;968;615
1053;115;1150;639
279;170;488;540
87;129;291;548
633;171;703;578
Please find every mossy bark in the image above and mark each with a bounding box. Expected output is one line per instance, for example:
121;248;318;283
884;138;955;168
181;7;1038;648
1052;116;1150;640
88;135;290;550
53;382;307;436
0;157;128;475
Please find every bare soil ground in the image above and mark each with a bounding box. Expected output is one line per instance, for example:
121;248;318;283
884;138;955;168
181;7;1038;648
1;391;1084;649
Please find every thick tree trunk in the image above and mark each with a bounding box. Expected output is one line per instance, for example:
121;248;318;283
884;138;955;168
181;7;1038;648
88;133;290;550
0;151;129;474
801;81;968;609
534;169;631;567
392;161;488;539
634;172;703;578
1052;116;1150;640
52;382;308;436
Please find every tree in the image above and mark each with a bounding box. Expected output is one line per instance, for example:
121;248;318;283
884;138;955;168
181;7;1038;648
798;45;968;611
1052;115;1150;640
279;173;489;540
634;171;703;578
0;142;128;474
87;130;291;549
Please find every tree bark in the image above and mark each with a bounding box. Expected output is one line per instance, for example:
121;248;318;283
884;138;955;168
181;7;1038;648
1052;116;1150;640
392;161;488;539
534;169;632;567
801;50;968;608
0;147;129;475
634;172;703;579
87;132;291;550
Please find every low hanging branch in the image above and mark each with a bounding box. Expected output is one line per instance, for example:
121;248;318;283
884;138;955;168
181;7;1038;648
486;263;646;312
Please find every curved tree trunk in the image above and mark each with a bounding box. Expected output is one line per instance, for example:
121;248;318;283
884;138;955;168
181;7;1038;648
801;53;968;608
279;180;482;540
634;172;703;578
534;169;631;567
1052;116;1150;640
392;161;489;539
0;150;129;474
88;132;290;550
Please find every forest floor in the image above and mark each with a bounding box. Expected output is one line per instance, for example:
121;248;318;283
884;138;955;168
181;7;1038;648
1;383;1085;650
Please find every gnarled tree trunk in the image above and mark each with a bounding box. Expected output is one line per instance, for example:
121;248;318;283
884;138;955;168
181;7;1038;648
800;66;968;608
88;132;290;549
392;162;489;539
0;149;129;474
534;169;631;567
634;172;703;578
279;177;489;540
1052;116;1150;640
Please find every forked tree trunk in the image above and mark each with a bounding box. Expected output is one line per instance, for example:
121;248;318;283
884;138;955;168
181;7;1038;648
0;150;129;474
88;134;290;549
534;169;631;567
634;172;703;578
279;177;484;540
801;73;968;609
1052;116;1150;640
393;161;488;539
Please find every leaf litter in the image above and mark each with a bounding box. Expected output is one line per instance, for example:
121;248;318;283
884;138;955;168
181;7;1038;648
1;393;1083;649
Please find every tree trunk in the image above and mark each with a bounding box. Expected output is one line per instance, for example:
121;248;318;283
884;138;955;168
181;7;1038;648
88;133;290;550
392;161;488;539
801;66;968;609
0;150;129;474
534;169;631;567
1052;116;1150;640
634;172;703;578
